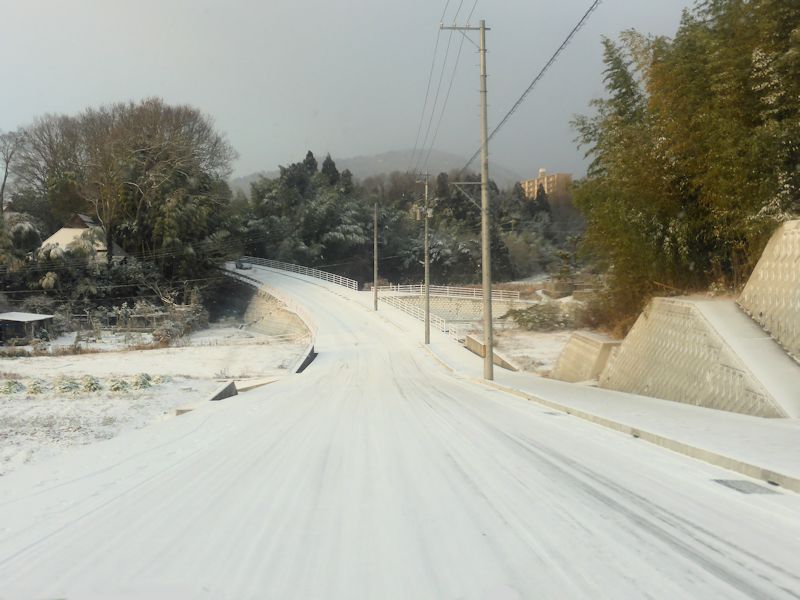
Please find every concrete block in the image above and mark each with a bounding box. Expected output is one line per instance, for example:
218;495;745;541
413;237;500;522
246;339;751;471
550;332;620;383
463;334;519;371
209;380;238;402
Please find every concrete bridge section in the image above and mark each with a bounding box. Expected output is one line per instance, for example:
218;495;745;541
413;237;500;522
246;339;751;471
599;297;800;418
739;220;800;360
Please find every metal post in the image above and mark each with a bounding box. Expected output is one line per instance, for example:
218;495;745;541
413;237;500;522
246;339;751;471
479;20;493;380
373;200;378;311
423;174;431;345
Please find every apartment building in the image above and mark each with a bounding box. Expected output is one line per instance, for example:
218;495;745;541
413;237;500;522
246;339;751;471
520;169;572;200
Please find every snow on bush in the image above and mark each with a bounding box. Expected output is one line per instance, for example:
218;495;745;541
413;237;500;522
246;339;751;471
54;376;80;394
81;375;103;392
109;378;130;393
0;380;25;394
132;373;152;389
26;379;45;395
153;321;181;344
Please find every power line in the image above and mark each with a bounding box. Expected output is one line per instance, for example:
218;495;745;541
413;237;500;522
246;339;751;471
421;0;478;173
408;1;453;172
413;0;466;174
460;0;603;175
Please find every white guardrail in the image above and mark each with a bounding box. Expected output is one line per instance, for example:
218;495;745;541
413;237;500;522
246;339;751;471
241;256;359;291
379;295;464;341
375;284;519;301
231;259;467;341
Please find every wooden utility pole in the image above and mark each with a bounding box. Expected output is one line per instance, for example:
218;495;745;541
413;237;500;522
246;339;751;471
416;172;431;344
373;199;378;311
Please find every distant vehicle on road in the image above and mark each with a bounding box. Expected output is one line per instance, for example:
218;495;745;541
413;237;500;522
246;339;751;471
235;260;252;270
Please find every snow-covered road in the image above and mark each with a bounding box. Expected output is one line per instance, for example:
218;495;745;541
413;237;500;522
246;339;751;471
1;267;799;599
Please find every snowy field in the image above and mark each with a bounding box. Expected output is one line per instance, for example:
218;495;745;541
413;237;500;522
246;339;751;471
0;322;308;476
492;328;574;375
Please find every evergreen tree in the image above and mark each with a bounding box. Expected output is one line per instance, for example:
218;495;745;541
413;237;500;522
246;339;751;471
321;154;340;185
303;150;318;174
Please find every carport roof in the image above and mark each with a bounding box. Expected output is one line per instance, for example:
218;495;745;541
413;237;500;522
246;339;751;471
0;312;55;323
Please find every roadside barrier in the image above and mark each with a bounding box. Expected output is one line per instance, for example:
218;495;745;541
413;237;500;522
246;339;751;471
374;283;519;300
240;256;359;291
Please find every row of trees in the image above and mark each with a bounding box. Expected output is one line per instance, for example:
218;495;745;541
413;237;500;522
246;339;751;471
239;151;561;285
0;98;240;309
574;0;800;326
1;100;569;316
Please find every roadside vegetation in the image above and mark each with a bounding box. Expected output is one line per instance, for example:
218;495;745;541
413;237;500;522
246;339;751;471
573;0;800;330
1;98;573;336
239;152;566;285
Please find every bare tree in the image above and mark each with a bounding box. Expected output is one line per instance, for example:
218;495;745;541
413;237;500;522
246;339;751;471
74;99;236;265
11;115;82;196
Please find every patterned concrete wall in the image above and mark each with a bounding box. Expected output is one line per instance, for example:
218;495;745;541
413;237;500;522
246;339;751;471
739;220;800;360
383;295;517;321
550;332;620;383
599;298;788;418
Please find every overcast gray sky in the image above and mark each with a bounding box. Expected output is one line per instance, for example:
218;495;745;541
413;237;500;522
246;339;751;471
1;0;694;180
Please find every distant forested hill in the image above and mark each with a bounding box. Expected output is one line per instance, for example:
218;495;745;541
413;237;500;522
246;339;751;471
231;149;523;195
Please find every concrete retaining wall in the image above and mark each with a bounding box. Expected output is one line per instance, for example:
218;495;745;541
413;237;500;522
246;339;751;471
463;334;519;371
599;298;790;418
739;220;800;360
243;292;308;338
550;332;620;383
384;295;518;321
223;268;318;374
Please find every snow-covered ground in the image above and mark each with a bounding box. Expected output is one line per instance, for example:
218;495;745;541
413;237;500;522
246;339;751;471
0;321;308;476
0;375;217;476
2;267;798;599
492;328;574;375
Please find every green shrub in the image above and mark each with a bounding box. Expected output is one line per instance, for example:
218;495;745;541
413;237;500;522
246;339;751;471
507;302;573;332
109;378;130;393
26;379;45;394
55;376;80;393
0;380;25;394
132;373;152;389
81;375;103;392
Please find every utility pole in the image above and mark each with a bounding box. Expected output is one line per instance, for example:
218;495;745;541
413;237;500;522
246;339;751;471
416;172;431;344
373;199;378;311
441;19;493;380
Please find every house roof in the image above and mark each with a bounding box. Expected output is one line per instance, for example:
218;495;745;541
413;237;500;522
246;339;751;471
66;213;97;228
41;227;127;257
0;312;54;323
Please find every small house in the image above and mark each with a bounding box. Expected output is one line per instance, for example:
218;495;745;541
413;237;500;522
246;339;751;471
40;213;126;260
0;312;54;344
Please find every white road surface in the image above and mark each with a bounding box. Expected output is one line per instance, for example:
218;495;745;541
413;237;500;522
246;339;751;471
1;267;799;599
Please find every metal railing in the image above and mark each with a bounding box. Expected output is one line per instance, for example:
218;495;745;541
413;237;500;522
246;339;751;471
241;256;359;291
374;283;519;301
379;295;464;341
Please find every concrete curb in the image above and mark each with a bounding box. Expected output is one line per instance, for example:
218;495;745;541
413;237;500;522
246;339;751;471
480;379;800;494
420;344;800;494
235;377;280;393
